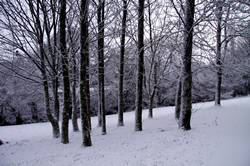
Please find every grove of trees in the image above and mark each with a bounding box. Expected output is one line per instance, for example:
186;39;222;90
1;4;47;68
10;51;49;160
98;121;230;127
0;0;249;146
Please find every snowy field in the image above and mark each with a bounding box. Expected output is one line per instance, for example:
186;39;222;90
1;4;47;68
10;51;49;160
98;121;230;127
0;97;250;166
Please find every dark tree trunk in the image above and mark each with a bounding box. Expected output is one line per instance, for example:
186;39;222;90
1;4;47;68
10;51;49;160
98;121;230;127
60;0;72;144
80;0;92;147
179;0;195;131
97;0;106;134
135;0;145;131
215;0;223;106
118;0;128;127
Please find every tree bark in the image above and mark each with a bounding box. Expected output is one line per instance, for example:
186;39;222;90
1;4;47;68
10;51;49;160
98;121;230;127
80;0;92;146
215;0;223;106
67;21;79;132
179;0;195;131
60;0;72;144
148;62;157;119
118;0;128;127
135;0;145;131
147;0;156;119
175;76;182;121
51;0;60;122
72;55;79;132
41;52;60;138
97;0;106;135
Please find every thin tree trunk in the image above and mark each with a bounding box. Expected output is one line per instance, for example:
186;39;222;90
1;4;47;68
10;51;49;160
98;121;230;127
72;57;79;132
135;0;145;131
118;0;128;127
40;47;60;138
86;54;92;130
215;0;223;106
60;0;72;144
148;62;157;119
148;94;154;118
68;22;79;132
147;0;155;119
97;0;106;134
179;0;195;131
80;0;92;146
175;76;182;121
52;0;60;122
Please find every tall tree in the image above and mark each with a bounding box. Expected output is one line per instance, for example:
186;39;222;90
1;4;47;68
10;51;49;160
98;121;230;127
135;0;145;131
68;20;79;132
97;0;106;134
215;0;223;106
60;0;72;144
80;0;92;146
118;0;128;126
179;0;195;130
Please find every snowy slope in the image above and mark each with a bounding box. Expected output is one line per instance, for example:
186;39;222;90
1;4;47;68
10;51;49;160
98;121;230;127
0;97;250;166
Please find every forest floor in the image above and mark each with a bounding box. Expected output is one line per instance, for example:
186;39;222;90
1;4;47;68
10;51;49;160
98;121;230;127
0;97;250;166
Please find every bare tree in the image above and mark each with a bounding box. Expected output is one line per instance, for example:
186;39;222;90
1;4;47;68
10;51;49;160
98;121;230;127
118;0;128;126
215;0;224;106
80;0;92;147
0;0;61;138
179;0;196;130
60;0;72;144
135;0;145;131
97;0;106;134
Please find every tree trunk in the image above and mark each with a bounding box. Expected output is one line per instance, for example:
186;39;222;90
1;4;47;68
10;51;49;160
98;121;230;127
52;0;60;122
135;0;145;131
215;0;223;106
148;94;154;118
148;62;157;119
97;0;106;135
179;0;195;131
68;21;79;132
147;0;156;119
60;0;72;144
86;54;92;130
80;0;92;147
118;0;128;127
175;76;182;121
40;48;60;138
72;62;79;132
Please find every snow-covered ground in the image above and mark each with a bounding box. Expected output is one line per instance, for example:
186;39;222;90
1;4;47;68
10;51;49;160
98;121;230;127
0;97;250;166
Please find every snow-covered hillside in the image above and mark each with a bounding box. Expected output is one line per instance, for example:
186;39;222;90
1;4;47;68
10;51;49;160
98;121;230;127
0;97;250;166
